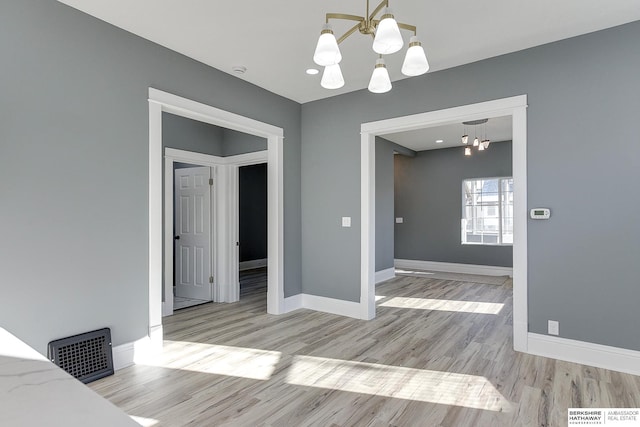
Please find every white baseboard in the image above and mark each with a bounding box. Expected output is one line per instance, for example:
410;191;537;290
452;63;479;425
112;342;135;371
375;267;396;284
395;259;513;277
112;325;164;371
302;294;362;319
239;258;268;271
283;294;303;313
527;333;640;377
282;293;362;319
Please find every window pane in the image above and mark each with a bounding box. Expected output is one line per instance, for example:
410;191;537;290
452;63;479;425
462;177;513;246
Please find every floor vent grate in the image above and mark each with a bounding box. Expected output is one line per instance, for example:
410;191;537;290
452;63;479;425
48;328;114;384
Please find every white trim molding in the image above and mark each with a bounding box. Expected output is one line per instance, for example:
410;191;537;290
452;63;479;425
302;294;362;318
163;149;269;315
112;325;163;371
149;88;285;357
528;333;640;377
283;294;363;319
165;147;268;167
375;267;396;284
361;95;528;351
240;258;268;271
112;342;136;371
394;259;513;277
283;294;303;313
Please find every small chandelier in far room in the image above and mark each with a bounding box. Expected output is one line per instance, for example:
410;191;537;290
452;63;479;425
313;0;429;93
462;119;491;156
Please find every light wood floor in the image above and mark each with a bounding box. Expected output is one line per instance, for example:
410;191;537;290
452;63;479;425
91;274;640;426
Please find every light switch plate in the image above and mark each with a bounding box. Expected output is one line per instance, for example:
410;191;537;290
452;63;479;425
342;217;351;227
395;217;403;224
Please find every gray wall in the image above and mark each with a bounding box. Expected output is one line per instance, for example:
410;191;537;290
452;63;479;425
301;21;640;351
394;141;513;267
222;128;267;157
163;112;224;156
239;164;268;262
375;138;400;272
375;138;416;271
163;113;267;157
0;1;301;354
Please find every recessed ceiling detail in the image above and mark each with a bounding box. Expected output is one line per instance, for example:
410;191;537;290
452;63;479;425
232;65;247;75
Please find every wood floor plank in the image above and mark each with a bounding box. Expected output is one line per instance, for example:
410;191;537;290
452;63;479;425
90;272;640;426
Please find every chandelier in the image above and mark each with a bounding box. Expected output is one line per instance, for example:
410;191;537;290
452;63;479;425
313;0;430;93
462;119;491;156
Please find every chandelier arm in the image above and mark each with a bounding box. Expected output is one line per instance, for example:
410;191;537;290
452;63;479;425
336;22;363;45
397;22;417;35
325;13;365;24
368;0;389;22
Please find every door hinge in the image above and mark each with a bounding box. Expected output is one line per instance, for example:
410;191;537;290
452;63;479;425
209;178;213;186
209;276;214;284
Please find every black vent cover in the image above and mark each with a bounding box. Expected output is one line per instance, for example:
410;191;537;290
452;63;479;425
48;327;114;384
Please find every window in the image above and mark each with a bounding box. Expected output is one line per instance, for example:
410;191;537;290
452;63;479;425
462;177;513;245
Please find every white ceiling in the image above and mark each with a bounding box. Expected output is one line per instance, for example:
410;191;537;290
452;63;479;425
57;0;640;104
382;115;512;152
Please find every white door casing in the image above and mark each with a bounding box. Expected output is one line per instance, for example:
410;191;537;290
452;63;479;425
149;88;284;356
360;95;528;352
174;167;212;301
163;149;268;316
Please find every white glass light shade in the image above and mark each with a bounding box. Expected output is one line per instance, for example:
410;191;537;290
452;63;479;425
401;36;429;76
478;142;485;151
461;134;469;145
321;64;345;89
473;137;479;147
482;140;491;149
372;8;403;54
368;58;392;93
314;24;342;66
464;147;471;156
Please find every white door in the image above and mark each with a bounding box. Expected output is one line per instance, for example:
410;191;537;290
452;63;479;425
174;167;212;301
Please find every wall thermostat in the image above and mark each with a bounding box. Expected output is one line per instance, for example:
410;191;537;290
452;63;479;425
530;208;551;219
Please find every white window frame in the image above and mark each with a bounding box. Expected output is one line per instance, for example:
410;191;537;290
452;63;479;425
461;176;513;246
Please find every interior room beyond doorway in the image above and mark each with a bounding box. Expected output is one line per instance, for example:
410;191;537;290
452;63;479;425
160;108;271;316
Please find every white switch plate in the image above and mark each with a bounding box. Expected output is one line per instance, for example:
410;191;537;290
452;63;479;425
548;320;559;336
341;217;351;227
395;217;403;224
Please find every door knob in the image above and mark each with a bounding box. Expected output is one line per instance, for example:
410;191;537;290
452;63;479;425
174;235;180;240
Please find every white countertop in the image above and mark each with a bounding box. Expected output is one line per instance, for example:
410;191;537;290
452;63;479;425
0;327;140;427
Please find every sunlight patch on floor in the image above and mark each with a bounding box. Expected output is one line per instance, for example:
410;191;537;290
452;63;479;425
139;341;281;380
285;355;512;412
130;415;160;426
395;269;435;276
377;296;504;314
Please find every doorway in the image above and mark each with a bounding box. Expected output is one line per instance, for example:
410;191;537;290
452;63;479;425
239;163;268;298
163;148;269;316
147;88;285;354
360;95;529;352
